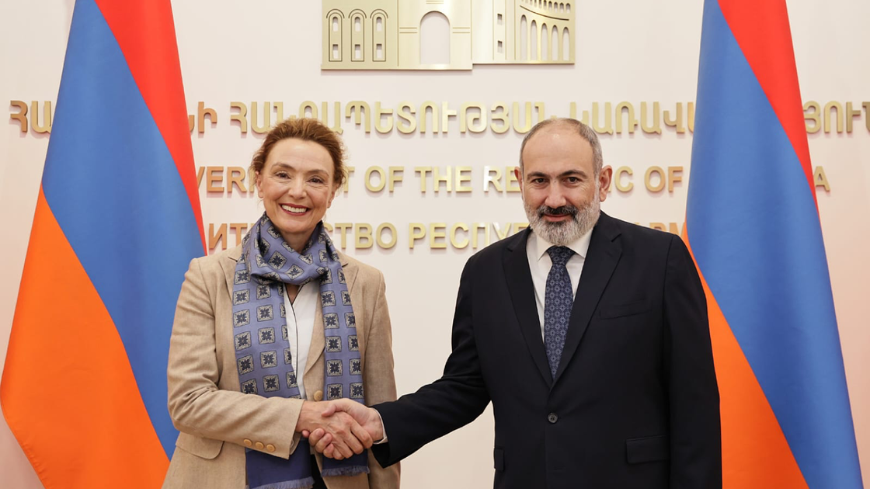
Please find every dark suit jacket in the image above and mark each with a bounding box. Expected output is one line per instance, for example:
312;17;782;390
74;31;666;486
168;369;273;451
373;212;721;489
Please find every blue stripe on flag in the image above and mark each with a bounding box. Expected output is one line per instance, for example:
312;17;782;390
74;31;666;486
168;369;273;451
687;2;862;488
42;0;201;457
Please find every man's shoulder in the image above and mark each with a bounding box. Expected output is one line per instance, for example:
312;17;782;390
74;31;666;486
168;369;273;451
467;228;527;267
600;213;675;245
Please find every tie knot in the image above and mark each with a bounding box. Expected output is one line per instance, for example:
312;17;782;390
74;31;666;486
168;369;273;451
547;246;574;266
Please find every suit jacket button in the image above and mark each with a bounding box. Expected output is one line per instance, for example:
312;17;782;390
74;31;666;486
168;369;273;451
243;439;253;447
314;390;324;401
266;444;276;453
548;413;558;424
255;442;265;450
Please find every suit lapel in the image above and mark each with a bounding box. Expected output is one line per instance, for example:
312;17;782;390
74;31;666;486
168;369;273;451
503;229;553;386
554;213;622;383
304;253;357;378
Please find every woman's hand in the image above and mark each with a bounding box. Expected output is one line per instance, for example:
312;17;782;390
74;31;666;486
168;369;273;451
295;401;373;459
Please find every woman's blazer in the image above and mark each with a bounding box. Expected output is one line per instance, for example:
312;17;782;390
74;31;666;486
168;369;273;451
162;245;400;489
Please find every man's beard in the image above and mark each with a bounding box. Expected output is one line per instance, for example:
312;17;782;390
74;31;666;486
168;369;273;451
525;195;600;246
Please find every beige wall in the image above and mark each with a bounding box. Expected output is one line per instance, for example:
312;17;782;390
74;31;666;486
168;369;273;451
1;1;867;487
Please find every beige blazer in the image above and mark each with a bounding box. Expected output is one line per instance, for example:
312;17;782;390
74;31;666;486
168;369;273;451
162;245;400;489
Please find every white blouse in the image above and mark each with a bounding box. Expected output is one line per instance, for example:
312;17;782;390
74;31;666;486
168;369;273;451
282;283;318;398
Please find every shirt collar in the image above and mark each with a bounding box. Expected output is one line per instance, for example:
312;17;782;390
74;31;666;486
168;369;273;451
530;226;593;263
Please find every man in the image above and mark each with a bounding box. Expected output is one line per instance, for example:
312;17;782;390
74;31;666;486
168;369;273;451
310;119;722;489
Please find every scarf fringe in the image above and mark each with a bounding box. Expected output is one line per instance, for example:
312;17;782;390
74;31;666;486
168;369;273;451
320;465;371;477
248;477;316;489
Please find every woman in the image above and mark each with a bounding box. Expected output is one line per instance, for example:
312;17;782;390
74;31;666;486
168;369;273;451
163;118;400;489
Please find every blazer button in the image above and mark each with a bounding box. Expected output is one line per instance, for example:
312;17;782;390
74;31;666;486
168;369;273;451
243;439;253;447
548;413;559;424
314;390;324;401
255;441;265;450
266;444;276;453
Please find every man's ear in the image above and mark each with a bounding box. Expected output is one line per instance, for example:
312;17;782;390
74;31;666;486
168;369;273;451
598;166;613;202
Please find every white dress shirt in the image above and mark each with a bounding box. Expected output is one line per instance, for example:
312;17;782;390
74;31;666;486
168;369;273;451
525;229;594;340
282;284;318;398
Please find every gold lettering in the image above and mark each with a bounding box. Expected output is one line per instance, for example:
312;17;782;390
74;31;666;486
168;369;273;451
299;101;318;119
645;166;666;192
230;101;248;133
396;102;416;134
321;101;343;134
251;101;272;134
668;166;683;193
804;101;821;134
429;223;447;249
614;166;633;192
228;167;248;194
365;166;386;192
419;101;439;133
355;223;373;249
30;101;51;134
376;223;397;249
229;223;248;246
209;223;227;251
196;102;217;134
640;102;662;134
409;223;426;249
615;101;637;134
511;102;535;134
845;102;862;133
415;167;432;192
441;102;457;134
206;167;224;192
472;222;490;248
455;166;472;193
814;166;830;191
450;223;469;249
663;103;686;134
591;102;613;135
460;103;487;133
433;167;452;193
823;101;844;133
374;102;393;133
333;223;353;249
345;101;372;133
10;100;28;133
388;167;403;192
483;166;504;192
491;102;509;134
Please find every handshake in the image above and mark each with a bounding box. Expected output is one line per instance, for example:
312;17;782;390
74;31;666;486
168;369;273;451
295;399;384;460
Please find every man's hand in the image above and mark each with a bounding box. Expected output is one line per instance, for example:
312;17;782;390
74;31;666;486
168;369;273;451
295;401;373;459
302;399;383;460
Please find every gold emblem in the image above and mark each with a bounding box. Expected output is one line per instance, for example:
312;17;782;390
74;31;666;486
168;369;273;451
323;0;575;70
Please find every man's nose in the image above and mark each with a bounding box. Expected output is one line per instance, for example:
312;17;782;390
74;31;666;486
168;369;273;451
544;185;567;208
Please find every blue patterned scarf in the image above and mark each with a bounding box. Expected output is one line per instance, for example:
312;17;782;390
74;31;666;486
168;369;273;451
232;214;368;489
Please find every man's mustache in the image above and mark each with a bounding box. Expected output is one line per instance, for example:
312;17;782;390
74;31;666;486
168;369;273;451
537;205;579;218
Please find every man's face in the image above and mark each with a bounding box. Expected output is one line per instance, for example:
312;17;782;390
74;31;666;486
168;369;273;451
516;127;612;245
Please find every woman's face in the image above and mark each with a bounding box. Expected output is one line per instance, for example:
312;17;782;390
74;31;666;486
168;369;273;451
256;138;337;251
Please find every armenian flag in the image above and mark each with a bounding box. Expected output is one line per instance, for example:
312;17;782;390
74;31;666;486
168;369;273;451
1;0;204;487
685;0;864;487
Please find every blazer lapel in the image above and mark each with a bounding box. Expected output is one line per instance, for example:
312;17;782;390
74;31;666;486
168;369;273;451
503;229;553;386
553;212;622;383
220;245;244;299
304;252;358;378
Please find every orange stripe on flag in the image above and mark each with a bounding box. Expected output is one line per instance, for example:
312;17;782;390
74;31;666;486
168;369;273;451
682;229;807;488
1;188;169;488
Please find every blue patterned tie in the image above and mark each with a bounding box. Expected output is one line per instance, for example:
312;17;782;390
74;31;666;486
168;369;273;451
544;246;575;378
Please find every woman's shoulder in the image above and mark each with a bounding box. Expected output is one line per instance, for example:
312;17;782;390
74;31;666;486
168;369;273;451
339;251;384;285
190;245;243;277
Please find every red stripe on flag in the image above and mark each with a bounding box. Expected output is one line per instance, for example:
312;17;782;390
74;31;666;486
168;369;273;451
1;189;169;488
93;0;206;249
682;229;808;488
717;0;816;208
